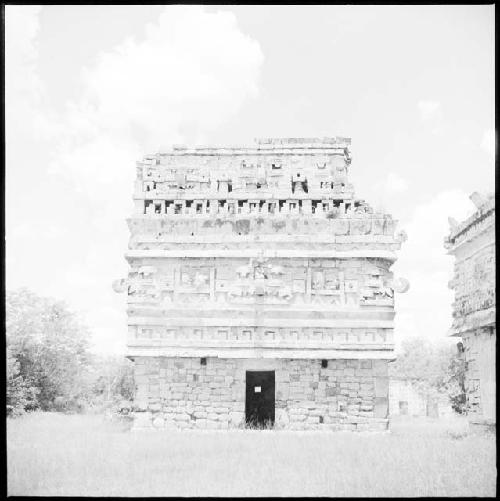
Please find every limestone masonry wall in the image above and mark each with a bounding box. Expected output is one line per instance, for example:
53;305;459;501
114;138;408;431
133;357;389;431
460;327;496;421
445;192;495;425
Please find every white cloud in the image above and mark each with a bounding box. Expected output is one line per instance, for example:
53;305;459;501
5;6;42;99
417;100;444;135
418;100;441;121
5;6;44;184
367;172;409;214
48;6;264;202
381;172;408;197
392;189;476;345
6;5;264;354
384;172;409;193
480;128;496;160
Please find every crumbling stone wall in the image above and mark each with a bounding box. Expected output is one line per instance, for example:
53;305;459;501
460;327;496;421
445;192;495;425
133;357;389;431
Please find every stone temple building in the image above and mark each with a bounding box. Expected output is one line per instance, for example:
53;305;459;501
445;192;495;429
113;137;409;431
388;378;453;419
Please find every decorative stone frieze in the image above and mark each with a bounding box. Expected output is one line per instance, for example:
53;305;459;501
445;192;495;427
114;137;408;430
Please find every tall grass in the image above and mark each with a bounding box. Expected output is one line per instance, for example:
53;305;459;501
7;412;496;497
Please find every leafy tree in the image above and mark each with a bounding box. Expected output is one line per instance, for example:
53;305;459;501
89;355;135;406
447;349;467;414
6;288;92;411
6;345;39;416
390;336;466;411
6;288;135;416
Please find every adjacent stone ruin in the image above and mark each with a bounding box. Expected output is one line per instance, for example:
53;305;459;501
445;192;495;429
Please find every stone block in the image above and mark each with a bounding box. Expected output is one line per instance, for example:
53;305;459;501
306;416;320;424
339;423;357;431
133;411;152;430
135;375;149;385
326;386;338;397
275;409;290;426
374;377;389;398
195;419;207;429
233;402;245;412
165;417;177;430
152;416;165;428
370;420;389;431
372;360;388;376
359;411;374;418
356;423;373;431
133;399;149;412
229;411;244;425
374;397;388;418
309;408;327;417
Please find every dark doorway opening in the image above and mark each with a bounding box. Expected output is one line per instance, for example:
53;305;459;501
399;400;409;415
245;371;275;428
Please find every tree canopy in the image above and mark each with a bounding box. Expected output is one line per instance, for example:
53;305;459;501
6;288;134;415
389;336;466;413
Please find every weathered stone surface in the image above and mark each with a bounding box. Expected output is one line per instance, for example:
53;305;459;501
152;416;165;428
132;411;153;430
131;357;391;430
446;193;495;426
114;137;407;431
373;397;388;418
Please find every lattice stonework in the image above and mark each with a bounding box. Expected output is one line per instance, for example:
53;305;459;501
114;137;409;430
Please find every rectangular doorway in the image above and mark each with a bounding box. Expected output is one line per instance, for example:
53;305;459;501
399;400;409;415
245;371;275;428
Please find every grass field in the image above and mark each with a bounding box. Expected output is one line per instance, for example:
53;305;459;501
7;412;496;497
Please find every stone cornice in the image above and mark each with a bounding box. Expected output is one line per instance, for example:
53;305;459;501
125;249;399;260
134;192;357;201
129;234;402;245
448;307;496;336
126;306;396;318
127;317;395;328
445;199;495;251
141;138;351;159
125;346;395;360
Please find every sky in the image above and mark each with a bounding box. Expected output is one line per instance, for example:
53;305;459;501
5;5;495;353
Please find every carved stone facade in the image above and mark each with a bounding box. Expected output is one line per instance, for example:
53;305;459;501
445;192;495;427
115;137;408;430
